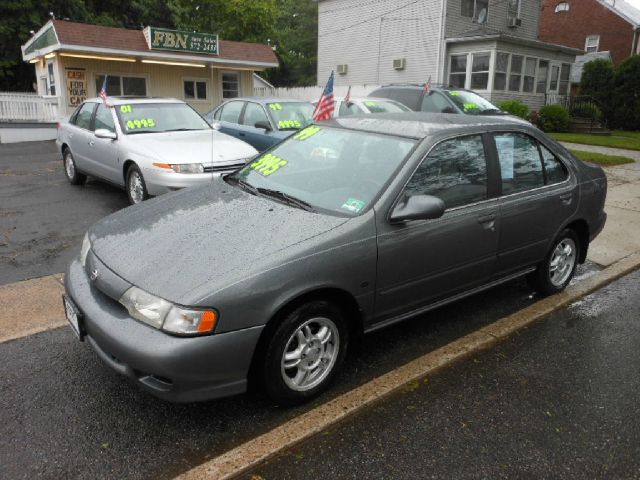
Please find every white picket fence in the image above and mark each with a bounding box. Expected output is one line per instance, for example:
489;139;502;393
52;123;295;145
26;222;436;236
0;92;60;122
253;84;381;102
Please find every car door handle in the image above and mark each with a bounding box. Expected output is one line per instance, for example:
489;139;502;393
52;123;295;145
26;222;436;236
239;132;246;137
559;193;573;204
477;214;496;231
89;140;95;147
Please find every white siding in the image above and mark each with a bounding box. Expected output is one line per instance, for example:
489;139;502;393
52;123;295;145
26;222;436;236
317;0;442;86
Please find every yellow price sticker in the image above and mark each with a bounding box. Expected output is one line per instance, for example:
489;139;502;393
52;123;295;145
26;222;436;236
278;120;302;129
249;153;288;176
463;103;479;110
293;126;321;141
125;118;156;129
120;105;133;113
449;91;460;97
269;103;283;111
365;101;378;107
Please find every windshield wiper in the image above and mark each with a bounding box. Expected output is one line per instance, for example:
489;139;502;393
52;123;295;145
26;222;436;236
226;176;258;195
478;108;505;115
161;128;204;132
256;188;316;212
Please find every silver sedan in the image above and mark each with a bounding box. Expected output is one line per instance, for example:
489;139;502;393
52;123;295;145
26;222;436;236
56;97;258;204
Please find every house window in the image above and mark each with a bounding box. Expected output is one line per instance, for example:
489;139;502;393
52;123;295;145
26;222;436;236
549;65;560;91
184;80;207;100
449;55;467;88
461;0;488;21
47;62;56;96
522;58;537;93
509;55;523;91
471;53;490;90
494;53;509;91
585;35;600;53
559;64;571;94
536;60;549;93
555;2;570;12
222;72;240;99
95;75;147;96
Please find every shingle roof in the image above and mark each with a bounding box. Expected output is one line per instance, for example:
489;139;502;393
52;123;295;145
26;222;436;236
51;20;278;65
599;0;640;26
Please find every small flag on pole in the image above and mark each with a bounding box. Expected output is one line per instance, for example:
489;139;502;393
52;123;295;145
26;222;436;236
424;75;432;94
344;86;352;105
312;71;336;121
99;76;112;107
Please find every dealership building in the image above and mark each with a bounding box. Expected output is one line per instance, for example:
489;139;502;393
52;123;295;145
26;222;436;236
20;20;279;117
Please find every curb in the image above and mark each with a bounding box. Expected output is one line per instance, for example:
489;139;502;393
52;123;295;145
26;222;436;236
175;251;640;480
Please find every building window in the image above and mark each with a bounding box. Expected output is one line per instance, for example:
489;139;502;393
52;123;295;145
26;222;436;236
449;55;467;88
585;35;600;53
470;53;490;90
522;57;537;93
555;2;570;12
47;61;56;96
461;0;489;21
222;72;240;99
549;65;560;91
559;64;571;94
494;53;509;91
184;79;207;100
536;60;549;93
95;75;147;96
509;55;523;91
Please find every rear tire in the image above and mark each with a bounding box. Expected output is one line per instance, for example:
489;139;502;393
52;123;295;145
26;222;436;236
529;228;580;296
63;149;87;186
126;164;149;205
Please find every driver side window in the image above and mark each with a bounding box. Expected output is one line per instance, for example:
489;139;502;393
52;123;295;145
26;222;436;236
421;92;454;113
243;102;269;127
405;135;488;209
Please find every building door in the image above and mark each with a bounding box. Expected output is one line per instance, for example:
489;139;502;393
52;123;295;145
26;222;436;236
548;63;561;94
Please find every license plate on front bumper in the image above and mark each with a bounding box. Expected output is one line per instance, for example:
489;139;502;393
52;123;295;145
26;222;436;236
63;295;84;341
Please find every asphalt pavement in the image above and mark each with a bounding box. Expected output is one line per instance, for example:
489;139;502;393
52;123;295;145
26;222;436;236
248;269;640;480
0;141;128;285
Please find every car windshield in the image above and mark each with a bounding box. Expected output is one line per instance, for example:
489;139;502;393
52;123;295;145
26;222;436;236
116;102;211;134
228;125;416;216
266;102;315;131
443;90;501;115
361;99;411;113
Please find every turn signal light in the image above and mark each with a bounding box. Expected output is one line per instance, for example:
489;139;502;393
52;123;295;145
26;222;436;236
198;310;218;333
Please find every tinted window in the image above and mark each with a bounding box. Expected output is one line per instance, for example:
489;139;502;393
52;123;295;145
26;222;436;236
540;144;569;184
94;104;115;133
421;92;454;113
267;102;314;131
376;89;420;110
495;133;544;195
220;101;244;123
74;103;95;130
339;101;363;116
243;102;269;127
405;135;488;209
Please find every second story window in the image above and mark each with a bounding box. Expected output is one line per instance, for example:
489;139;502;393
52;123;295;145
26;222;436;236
461;0;489;22
585;35;600;53
555;2;570;12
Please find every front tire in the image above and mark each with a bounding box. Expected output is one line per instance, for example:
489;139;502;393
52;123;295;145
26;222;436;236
262;301;348;405
126;164;149;205
529;228;580;296
63;149;87;185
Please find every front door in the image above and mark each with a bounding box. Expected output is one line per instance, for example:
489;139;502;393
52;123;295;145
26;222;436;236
239;101;276;151
375;134;500;323
88;104;121;183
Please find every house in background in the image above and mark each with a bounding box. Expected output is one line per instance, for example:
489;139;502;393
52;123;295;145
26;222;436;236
317;0;582;111
539;0;640;65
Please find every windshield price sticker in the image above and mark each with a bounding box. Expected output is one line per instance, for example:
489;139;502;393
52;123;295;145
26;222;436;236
449;91;460;96
365;101;378;107
293;126;321;141
126;118;156;129
464;103;480;110
120;105;133;113
341;197;366;213
250;153;288;176
269;103;283;111
278;120;302;129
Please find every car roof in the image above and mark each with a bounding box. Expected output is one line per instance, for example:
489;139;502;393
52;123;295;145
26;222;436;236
222;96;311;104
325;112;531;140
334;96;403;102
84;97;184;105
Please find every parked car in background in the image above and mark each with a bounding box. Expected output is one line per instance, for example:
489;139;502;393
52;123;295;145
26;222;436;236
64;112;606;405
322;96;411;118
369;84;507;116
57;97;258;205
205;97;314;151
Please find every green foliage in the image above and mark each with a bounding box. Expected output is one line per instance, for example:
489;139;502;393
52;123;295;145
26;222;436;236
611;55;640;130
579;58;614;125
550;131;640;151
571;102;602;121
539;104;570;132
569;149;634;166
496;100;529;119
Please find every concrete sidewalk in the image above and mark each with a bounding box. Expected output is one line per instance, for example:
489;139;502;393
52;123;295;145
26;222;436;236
0;159;639;343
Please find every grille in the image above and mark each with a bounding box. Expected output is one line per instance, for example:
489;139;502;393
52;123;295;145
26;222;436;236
204;162;246;173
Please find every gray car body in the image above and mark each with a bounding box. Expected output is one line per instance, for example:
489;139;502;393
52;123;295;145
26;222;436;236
65;112;607;402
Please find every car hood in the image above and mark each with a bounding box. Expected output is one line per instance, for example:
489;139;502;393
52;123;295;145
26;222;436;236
89;180;349;304
129;129;257;165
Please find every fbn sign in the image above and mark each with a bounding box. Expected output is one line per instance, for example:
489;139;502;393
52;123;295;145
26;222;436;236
147;27;219;55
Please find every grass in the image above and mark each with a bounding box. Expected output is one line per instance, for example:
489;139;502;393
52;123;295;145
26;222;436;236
550;131;640;151
569;149;635;166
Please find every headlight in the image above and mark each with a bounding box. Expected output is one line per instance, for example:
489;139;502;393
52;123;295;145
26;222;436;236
170;163;204;174
118;286;218;335
80;233;91;267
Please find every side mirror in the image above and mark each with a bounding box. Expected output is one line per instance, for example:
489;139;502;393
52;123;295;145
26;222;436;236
211;122;222;131
94;129;116;140
389;195;445;223
255;120;272;131
441;107;456;114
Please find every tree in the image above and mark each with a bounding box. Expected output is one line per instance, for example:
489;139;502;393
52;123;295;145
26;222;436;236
579;58;614;125
611;55;640;130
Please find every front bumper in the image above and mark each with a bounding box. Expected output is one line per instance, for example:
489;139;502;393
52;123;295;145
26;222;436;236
64;258;264;402
141;168;220;196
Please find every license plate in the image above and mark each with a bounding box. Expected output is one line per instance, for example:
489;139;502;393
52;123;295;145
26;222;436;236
63;295;83;340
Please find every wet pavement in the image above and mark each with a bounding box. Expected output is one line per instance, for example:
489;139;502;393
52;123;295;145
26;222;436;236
249;269;640;480
0;141;128;285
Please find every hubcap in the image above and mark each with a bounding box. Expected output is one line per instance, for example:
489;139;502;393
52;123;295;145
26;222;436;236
65;154;75;179
549;238;577;287
128;171;144;204
281;317;340;392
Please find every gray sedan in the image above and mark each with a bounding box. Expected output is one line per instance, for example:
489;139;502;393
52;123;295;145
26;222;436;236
63;113;607;404
56;97;258;205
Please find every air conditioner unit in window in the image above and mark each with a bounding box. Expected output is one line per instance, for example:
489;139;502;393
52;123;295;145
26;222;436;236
508;17;522;27
393;58;406;70
336;64;348;75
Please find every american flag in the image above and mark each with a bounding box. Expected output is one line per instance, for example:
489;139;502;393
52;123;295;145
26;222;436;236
423;75;432;94
99;76;112;107
312;71;335;121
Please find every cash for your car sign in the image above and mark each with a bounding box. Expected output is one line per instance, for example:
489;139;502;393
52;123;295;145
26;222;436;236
66;69;87;107
146;27;219;55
